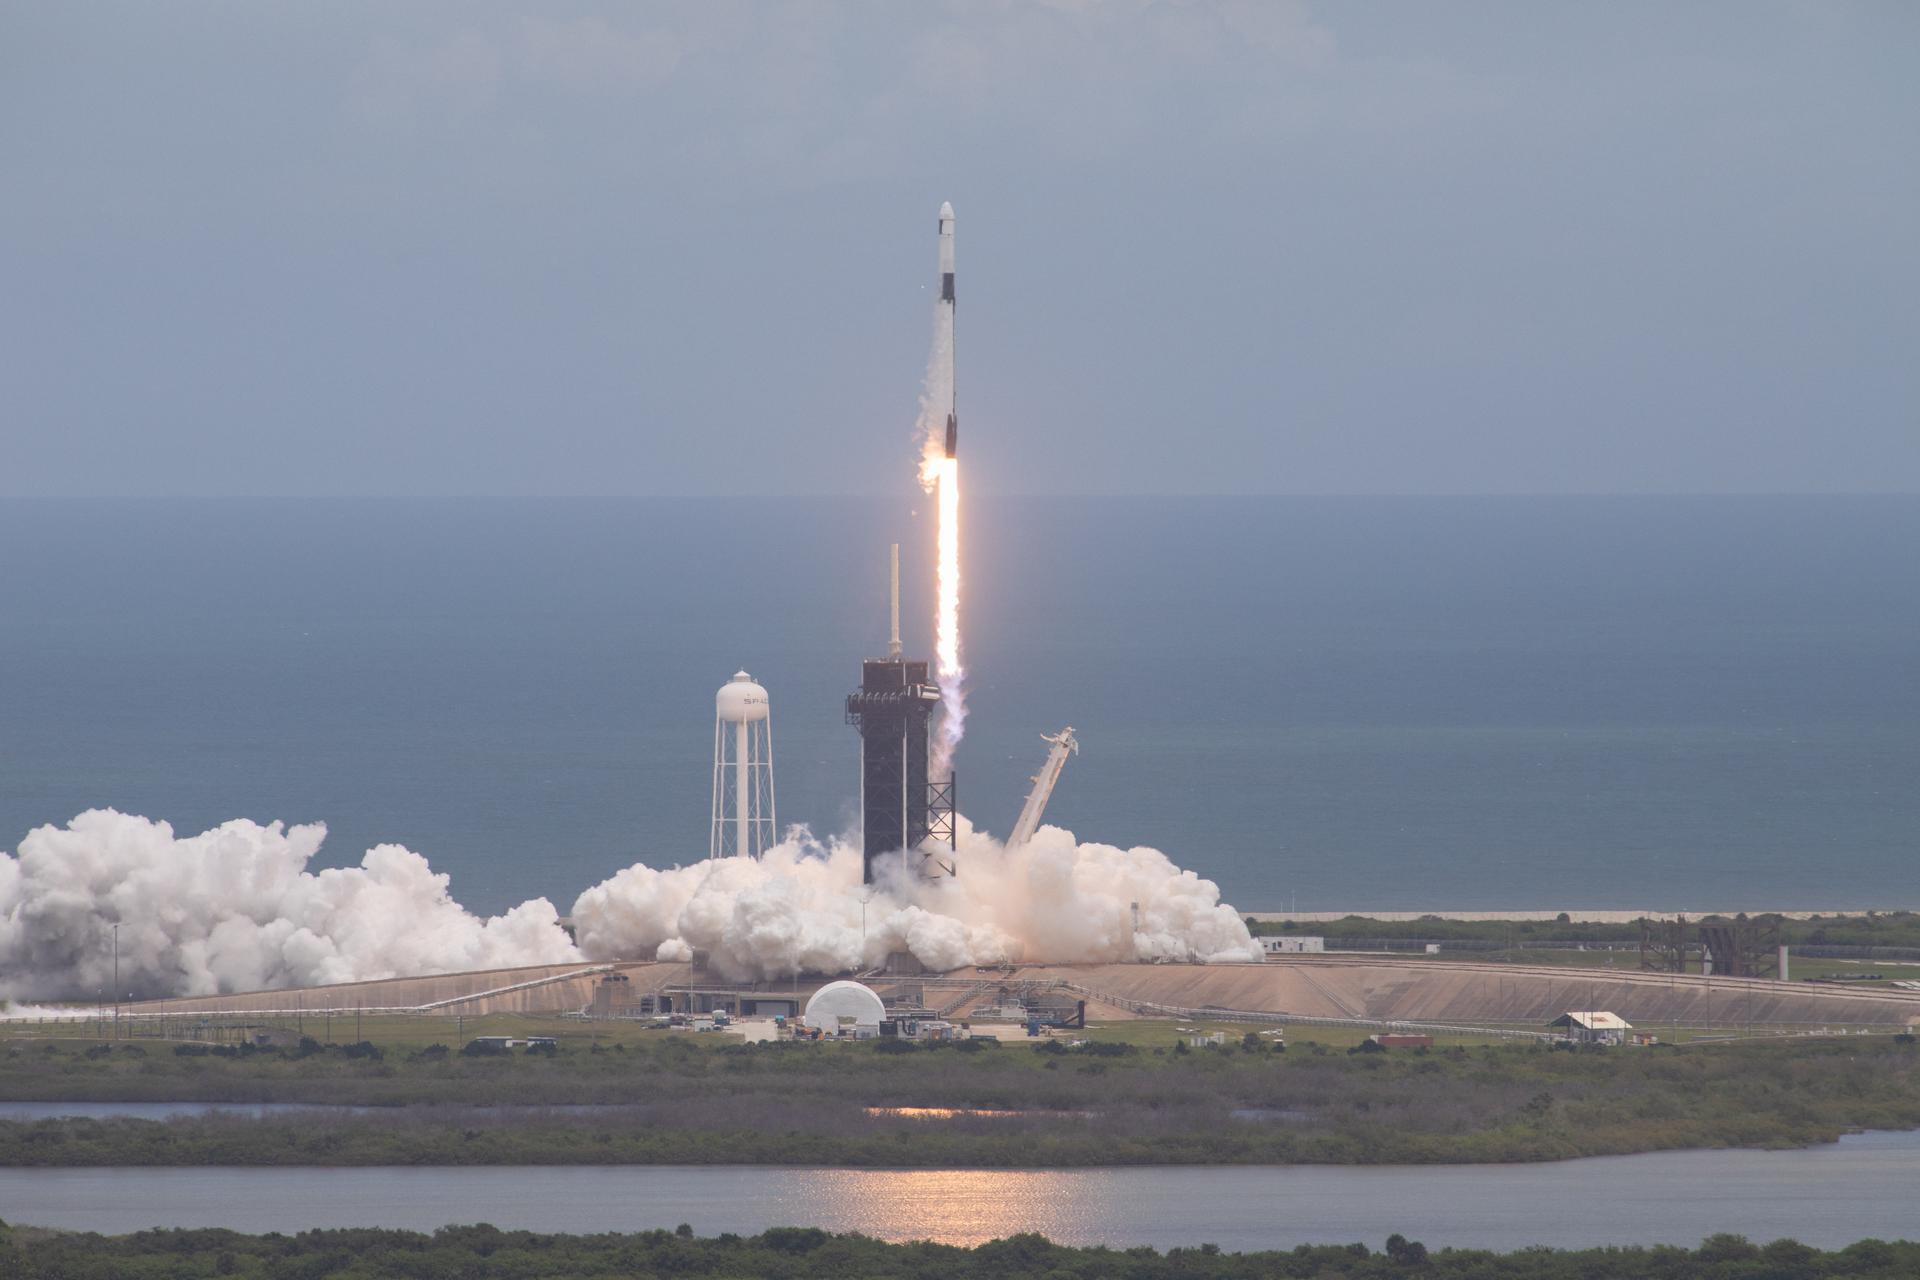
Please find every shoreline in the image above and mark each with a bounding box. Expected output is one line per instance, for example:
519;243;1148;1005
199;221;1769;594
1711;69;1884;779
1242;908;1916;923
0;1123;1911;1172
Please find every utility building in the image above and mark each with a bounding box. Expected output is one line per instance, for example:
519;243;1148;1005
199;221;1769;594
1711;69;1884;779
1550;1011;1632;1045
1260;937;1326;955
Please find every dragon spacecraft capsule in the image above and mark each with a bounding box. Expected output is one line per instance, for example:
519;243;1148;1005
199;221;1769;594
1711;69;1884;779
939;201;957;459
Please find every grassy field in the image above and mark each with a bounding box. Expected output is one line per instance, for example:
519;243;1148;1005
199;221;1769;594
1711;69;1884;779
8;997;1889;1068
0;1021;1915;1167
1249;911;1920;950
3;1012;1520;1055
1778;960;1920;986
1248;912;1920;989
6;1012;670;1054
1371;948;1920;988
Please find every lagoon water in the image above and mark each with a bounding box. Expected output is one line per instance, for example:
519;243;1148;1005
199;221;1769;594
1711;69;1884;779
1;496;1915;915
0;1102;330;1122
0;1102;655;1121
2;1131;1917;1249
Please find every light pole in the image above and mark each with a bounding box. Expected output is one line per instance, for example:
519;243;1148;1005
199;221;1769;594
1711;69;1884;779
112;923;120;1039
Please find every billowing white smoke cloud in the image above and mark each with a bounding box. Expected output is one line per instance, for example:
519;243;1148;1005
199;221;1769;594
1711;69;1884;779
0;810;579;1001
0;809;1259;1001
569;819;1261;981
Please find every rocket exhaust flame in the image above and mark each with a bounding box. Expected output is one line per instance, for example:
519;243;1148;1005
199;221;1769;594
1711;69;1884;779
933;454;963;772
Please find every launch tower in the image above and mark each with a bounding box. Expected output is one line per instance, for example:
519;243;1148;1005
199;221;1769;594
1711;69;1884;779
846;546;956;883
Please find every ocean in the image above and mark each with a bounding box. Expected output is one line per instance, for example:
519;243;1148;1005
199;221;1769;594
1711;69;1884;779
1;495;1913;917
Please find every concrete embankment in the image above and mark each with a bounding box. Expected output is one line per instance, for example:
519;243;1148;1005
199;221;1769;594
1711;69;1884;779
1004;956;1920;1030
94;954;1920;1034
115;961;691;1019
1243;909;1913;923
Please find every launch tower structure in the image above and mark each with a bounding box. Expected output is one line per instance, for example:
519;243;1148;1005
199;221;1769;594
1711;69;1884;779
711;671;776;859
847;545;956;883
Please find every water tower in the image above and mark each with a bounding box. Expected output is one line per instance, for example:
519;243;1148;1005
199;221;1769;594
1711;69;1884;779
711;670;776;859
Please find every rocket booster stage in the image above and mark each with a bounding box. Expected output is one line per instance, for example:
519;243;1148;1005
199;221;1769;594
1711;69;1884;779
939;201;957;459
925;200;966;788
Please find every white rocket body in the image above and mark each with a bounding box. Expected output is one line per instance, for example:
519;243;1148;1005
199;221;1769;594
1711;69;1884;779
938;202;957;458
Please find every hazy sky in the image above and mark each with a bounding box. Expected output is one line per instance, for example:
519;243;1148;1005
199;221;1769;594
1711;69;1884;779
4;1;1915;496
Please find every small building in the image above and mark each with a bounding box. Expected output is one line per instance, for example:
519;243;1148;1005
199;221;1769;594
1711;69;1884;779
1550;1011;1631;1045
1368;1033;1434;1049
677;990;738;1016
591;974;634;1018
883;1017;958;1041
1024;998;1087;1031
1260;936;1325;954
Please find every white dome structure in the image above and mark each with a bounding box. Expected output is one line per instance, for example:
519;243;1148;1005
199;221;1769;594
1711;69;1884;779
803;980;886;1032
711;671;776;859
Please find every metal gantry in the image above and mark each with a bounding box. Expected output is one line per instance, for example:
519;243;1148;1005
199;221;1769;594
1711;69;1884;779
1006;727;1078;849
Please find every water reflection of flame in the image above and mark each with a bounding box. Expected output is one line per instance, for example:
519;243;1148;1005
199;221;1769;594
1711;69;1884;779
787;1169;1088;1247
863;1107;1097;1120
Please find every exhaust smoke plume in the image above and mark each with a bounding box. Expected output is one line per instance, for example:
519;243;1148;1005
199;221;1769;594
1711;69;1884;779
0;809;1259;1001
571;818;1260;980
0;810;578;1002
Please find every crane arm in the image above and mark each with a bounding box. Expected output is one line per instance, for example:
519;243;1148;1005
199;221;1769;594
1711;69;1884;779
1006;727;1078;849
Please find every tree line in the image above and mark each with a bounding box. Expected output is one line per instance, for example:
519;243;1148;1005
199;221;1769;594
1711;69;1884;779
4;1222;1918;1279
